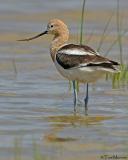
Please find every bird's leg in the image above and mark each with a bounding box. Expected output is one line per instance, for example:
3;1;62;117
84;83;89;115
72;80;78;113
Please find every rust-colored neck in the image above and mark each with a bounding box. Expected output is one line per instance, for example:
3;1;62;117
50;30;69;62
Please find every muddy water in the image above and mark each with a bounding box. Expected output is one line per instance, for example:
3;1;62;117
0;0;128;160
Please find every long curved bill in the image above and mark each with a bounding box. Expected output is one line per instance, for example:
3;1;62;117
18;30;48;41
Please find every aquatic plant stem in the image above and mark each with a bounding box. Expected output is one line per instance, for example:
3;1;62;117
80;0;86;45
117;0;123;65
105;29;127;56
97;13;113;52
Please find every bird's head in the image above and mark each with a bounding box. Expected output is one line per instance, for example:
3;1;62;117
18;19;69;41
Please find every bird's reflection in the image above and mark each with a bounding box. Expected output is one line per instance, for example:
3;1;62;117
44;114;113;142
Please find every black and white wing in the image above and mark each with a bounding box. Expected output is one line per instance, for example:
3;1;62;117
56;44;119;71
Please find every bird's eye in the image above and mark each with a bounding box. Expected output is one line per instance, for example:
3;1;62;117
51;25;53;28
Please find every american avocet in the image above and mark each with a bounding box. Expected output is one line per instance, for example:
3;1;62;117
18;19;119;114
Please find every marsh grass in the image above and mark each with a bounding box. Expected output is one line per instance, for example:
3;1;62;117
112;64;128;88
75;0;87;92
13;138;48;160
80;0;87;45
107;0;128;88
70;0;87;92
12;58;18;76
32;140;46;160
105;29;127;56
14;138;22;160
116;0;123;65
96;13;114;53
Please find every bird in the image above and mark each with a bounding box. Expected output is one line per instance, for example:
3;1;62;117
18;18;120;114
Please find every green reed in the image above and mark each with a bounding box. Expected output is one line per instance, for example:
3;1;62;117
77;0;86;92
116;0;123;65
13;138;48;160
32;140;46;160
69;0;87;92
112;64;128;88
14;138;22;160
107;0;128;88
80;0;87;45
105;29;127;56
97;13;114;53
12;58;18;76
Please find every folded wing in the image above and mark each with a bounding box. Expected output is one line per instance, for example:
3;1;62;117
56;44;119;72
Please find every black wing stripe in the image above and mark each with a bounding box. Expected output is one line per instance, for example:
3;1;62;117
56;52;83;69
86;62;116;70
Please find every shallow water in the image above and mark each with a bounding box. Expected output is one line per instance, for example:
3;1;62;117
0;0;128;160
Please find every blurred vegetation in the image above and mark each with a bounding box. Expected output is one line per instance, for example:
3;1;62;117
14;138;48;160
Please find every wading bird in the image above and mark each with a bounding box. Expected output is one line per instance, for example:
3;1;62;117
18;19;119;114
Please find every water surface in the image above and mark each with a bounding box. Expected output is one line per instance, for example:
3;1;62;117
0;0;128;159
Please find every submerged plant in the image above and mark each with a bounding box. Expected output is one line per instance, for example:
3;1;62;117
32;140;45;160
13;138;48;160
14;138;22;160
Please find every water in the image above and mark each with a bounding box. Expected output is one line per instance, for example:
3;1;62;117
0;0;128;159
